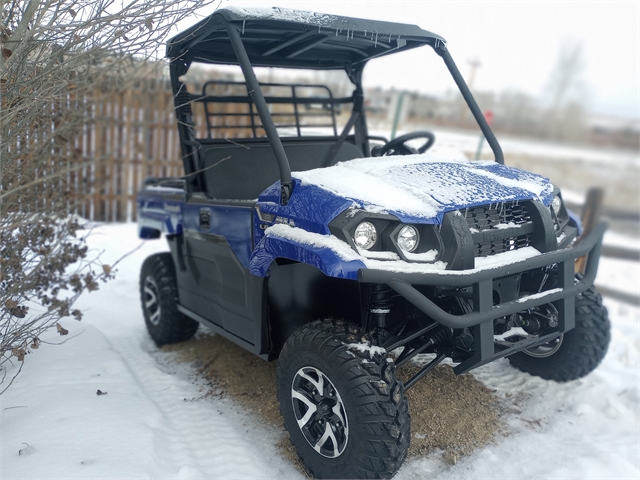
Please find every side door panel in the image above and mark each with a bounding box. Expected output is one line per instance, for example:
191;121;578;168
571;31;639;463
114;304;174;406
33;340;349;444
177;195;261;345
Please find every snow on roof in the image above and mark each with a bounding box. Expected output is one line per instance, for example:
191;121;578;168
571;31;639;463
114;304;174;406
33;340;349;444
219;6;440;39
223;6;338;28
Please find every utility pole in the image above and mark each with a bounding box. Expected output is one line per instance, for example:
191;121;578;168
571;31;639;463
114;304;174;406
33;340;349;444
467;57;482;90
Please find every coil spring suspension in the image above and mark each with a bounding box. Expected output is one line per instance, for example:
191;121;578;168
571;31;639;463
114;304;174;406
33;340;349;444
369;284;393;329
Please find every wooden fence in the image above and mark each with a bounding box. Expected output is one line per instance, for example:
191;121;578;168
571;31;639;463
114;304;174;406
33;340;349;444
70;78;186;222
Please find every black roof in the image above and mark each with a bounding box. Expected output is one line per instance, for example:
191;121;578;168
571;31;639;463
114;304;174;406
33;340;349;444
167;6;445;70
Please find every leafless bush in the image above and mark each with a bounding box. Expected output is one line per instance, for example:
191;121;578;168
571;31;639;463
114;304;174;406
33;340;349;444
0;0;212;393
542;40;588;142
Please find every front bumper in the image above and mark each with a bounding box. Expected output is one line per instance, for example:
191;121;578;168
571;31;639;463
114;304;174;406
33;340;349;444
358;222;607;373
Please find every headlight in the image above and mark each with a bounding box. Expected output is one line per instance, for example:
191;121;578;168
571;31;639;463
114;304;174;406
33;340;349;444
353;221;377;250
397;225;419;252
551;196;562;215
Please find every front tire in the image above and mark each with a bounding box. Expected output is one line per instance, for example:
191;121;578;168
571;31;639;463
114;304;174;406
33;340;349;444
508;285;610;382
139;252;198;345
276;320;410;479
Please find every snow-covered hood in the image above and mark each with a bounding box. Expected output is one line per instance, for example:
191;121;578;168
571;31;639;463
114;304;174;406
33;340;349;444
294;155;554;224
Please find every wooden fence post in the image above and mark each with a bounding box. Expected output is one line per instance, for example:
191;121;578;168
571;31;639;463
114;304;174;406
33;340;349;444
93;86;105;221
575;187;604;275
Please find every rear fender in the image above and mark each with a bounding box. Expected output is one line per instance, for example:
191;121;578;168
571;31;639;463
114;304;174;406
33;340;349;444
137;194;183;238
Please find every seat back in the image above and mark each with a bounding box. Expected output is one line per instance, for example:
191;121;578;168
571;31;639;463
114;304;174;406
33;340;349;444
200;139;362;200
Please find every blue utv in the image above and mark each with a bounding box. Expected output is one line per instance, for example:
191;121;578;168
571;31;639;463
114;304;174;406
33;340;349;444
137;7;609;479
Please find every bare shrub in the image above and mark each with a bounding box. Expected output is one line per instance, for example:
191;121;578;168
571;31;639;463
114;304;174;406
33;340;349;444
0;0;211;393
542;40;588;142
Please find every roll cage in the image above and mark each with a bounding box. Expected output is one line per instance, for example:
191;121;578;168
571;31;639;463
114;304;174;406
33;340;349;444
166;6;504;205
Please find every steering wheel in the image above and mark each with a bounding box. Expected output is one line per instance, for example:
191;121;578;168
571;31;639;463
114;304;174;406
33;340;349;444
376;131;436;156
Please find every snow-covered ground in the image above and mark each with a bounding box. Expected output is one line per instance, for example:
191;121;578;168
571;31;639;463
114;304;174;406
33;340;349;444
431;128;640;168
2;223;639;479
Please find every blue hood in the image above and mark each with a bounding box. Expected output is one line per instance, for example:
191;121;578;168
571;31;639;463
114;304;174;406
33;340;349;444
293;156;554;224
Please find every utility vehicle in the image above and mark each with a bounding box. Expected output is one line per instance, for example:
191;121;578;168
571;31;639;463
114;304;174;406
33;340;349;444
137;7;609;479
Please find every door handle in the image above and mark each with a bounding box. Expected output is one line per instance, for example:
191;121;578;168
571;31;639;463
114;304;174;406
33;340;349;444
199;208;210;230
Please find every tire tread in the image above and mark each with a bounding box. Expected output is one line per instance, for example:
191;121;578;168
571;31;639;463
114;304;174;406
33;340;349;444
277;319;410;479
139;252;198;345
508;285;610;382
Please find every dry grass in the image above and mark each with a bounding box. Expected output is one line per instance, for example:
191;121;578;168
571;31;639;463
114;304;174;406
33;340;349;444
398;364;502;463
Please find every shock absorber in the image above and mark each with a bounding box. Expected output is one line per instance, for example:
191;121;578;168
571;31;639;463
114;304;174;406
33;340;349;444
369;284;392;329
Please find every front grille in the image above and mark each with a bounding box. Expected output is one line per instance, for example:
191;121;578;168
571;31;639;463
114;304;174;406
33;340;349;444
474;234;531;257
464;202;533;258
464;202;531;232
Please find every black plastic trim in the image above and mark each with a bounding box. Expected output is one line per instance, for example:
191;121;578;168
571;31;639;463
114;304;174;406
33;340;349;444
440;211;474;270
189;192;256;207
389;223;444;263
526;200;557;252
328;209;399;252
178;304;270;360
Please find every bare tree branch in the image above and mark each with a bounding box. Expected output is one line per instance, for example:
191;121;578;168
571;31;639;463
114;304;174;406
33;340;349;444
0;0;214;393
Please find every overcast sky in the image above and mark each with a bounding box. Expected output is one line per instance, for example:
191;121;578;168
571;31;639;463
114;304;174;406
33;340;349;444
184;1;639;119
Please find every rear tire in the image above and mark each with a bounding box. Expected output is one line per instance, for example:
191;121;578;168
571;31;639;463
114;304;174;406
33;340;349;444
508;285;610;382
139;252;198;345
276;320;410;479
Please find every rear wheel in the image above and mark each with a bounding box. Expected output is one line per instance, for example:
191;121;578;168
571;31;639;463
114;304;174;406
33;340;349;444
139;252;198;345
277;320;410;479
508;285;610;382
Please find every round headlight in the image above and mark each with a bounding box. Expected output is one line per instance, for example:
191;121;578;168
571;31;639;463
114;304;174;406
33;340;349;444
353;221;377;250
551;196;562;215
397;225;419;252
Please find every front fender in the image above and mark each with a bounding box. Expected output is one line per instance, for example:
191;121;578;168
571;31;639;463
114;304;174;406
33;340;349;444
250;234;366;280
